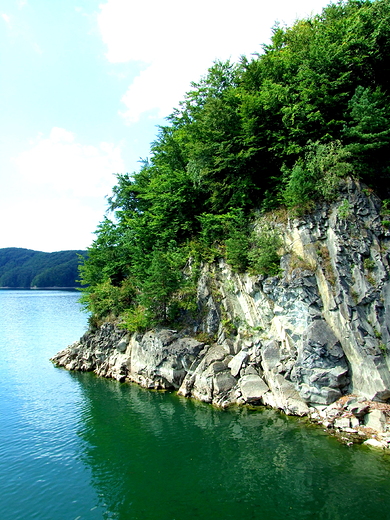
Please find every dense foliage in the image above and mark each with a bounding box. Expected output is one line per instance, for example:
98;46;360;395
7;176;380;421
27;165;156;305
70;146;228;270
0;248;87;288
80;0;390;330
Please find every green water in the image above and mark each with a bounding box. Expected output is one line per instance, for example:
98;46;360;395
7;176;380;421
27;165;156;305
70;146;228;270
1;290;390;520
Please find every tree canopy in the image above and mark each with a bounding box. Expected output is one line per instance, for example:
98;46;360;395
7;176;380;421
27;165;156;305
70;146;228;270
79;0;390;330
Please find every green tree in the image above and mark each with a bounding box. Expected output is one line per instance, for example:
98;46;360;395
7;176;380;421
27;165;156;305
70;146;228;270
140;246;184;324
343;85;390;181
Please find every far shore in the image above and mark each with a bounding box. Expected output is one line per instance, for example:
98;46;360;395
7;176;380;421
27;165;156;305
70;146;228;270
0;287;80;290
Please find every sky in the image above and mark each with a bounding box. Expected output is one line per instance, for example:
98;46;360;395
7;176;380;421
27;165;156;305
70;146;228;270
0;0;331;252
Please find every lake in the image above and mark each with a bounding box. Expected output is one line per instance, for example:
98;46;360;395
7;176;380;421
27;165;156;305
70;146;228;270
1;289;390;520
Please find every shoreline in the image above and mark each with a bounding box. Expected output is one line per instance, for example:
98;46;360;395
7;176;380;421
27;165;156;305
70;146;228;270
51;324;390;451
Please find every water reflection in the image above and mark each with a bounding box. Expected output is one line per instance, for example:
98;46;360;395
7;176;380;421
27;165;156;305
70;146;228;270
71;372;390;520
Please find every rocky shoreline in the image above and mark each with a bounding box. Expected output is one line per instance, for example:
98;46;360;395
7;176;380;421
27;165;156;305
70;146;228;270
309;395;390;448
51;324;390;449
52;180;390;449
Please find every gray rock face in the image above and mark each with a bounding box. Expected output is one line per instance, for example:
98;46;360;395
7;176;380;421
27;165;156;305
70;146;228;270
291;320;349;405
52;179;390;417
52;325;205;389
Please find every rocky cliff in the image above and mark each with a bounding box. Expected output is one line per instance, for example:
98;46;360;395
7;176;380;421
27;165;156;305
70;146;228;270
52;179;390;445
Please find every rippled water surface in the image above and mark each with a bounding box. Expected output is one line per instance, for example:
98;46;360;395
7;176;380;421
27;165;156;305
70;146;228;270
2;290;390;520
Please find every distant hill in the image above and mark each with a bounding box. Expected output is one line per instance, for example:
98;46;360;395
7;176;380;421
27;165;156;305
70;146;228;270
0;248;88;288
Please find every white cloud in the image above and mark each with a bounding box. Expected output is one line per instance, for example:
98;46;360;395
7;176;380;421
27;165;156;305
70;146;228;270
2;128;126;251
13;127;124;198
119;60;199;122
0;195;103;252
98;0;330;122
1;13;10;24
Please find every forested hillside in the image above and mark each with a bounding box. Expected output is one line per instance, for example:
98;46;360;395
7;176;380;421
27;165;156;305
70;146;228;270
79;0;390;330
0;248;87;288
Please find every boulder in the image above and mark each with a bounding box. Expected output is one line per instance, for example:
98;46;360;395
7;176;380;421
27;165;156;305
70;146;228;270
263;373;310;416
240;375;269;403
228;351;248;377
347;402;370;418
334;417;351;429
364;438;386;449
364;410;387;433
214;372;237;394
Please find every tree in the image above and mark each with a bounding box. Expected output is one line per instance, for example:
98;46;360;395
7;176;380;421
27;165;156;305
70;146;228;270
343;85;390;185
140;246;184;324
